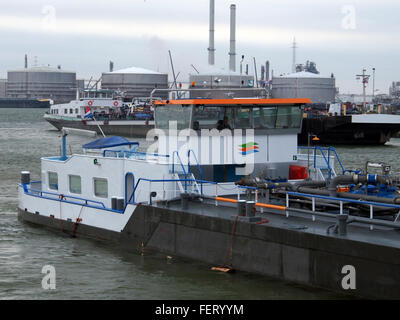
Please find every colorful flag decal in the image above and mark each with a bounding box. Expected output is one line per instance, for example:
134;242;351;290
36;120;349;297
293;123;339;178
239;142;259;155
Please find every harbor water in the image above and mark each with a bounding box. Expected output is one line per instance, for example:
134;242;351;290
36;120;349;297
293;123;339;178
3;108;399;300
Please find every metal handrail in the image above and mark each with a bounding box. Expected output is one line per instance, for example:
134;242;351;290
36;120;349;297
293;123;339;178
187;149;203;194
103;149;170;159
298;146;346;176
26;187;107;209
149;88;269;103
287;191;400;229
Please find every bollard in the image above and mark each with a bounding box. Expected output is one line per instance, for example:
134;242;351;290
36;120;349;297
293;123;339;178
111;197;118;210
246;201;255;217
181;193;190;210
116;197;125;211
237;200;246;216
337;214;348;236
21;171;30;185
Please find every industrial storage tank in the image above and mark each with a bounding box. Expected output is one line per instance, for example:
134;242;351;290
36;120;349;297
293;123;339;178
7;66;78;103
271;71;336;104
101;67;168;100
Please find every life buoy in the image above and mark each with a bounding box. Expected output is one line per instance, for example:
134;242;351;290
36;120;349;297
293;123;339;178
88;100;93;106
113;101;119;107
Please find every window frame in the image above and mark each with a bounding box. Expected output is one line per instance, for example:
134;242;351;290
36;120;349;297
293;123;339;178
93;177;108;198
68;174;82;194
48;171;58;191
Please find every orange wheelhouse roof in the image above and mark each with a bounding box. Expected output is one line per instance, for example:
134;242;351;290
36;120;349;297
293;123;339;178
153;98;312;106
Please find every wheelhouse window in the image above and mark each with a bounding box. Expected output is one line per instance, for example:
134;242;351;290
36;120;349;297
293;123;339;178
48;172;58;190
193;106;223;130
94;178;108;198
275;106;303;129
234;107;252;129
254;107;277;129
155;105;192;130
69;175;81;194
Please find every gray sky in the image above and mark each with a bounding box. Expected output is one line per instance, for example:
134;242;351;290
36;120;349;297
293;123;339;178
0;0;399;94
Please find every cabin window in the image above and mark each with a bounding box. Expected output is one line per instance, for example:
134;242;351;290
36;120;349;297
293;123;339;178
69;108;73;114
94;178;108;198
155;105;192;130
192;106;224;130
75;108;79;114
254;107;277;129
48;172;58;191
64;109;67;114
234;107;252;129
69;175;81;194
276;106;302;129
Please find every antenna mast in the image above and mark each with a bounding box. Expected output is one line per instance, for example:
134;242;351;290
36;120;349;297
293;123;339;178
356;68;371;114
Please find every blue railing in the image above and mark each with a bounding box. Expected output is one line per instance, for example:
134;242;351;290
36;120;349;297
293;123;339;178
103;149;170;159
21;184;125;213
131;177;219;204
298;146;346;177
172;151;188;191
287;191;400;210
187;149;203;194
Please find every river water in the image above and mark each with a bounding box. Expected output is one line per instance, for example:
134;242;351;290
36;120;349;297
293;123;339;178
2;108;398;300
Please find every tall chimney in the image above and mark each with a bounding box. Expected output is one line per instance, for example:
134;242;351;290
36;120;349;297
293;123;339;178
208;0;215;65
266;61;270;82
24;54;28;69
109;61;114;72
291;37;297;73
229;4;236;72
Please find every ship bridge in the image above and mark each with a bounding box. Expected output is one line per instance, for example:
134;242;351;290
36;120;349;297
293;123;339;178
153;98;311;181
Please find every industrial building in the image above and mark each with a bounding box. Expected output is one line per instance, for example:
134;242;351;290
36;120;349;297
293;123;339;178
7;66;81;103
101;67;169;100
271;71;336;104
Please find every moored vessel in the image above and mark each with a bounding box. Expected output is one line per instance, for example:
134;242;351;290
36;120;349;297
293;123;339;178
18;96;400;299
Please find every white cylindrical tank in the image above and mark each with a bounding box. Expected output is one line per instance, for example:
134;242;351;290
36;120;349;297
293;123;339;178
271;71;336;104
101;67;169;99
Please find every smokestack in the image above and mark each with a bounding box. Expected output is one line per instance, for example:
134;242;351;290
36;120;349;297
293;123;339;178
229;4;236;72
292;37;297;73
266;61;270;82
24;54;28;69
261;65;265;81
208;0;215;65
109;61;114;72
